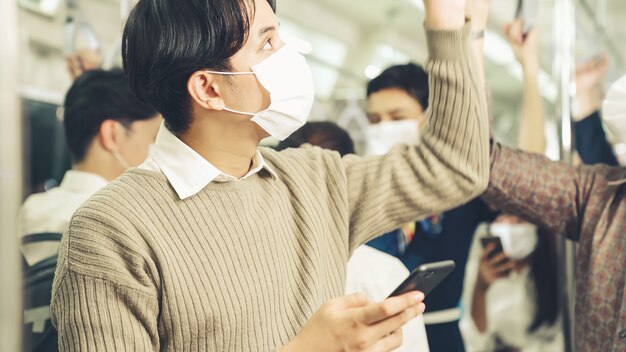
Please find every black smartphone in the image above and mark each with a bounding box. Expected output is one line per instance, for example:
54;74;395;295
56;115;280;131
516;0;539;36
480;236;504;259
388;260;455;298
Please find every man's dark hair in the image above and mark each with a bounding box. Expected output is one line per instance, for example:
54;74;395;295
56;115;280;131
63;69;158;162
276;122;355;157
122;0;276;136
366;63;429;110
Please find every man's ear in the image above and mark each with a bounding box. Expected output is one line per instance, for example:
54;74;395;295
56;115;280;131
187;71;227;111
98;119;123;152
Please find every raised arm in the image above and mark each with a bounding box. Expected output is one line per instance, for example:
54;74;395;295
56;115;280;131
506;21;546;154
573;56;618;165
345;0;490;248
482;142;625;240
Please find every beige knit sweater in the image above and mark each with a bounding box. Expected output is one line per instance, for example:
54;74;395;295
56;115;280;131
51;24;489;351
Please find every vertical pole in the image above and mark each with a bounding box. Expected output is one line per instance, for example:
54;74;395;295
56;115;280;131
0;0;23;350
552;0;576;350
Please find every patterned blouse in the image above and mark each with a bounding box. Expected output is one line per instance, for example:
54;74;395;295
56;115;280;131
483;142;626;352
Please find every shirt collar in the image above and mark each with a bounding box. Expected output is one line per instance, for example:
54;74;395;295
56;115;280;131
59;170;109;194
147;123;277;200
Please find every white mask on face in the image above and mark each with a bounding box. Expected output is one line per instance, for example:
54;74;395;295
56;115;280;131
365;119;420;156
489;223;539;260
602;74;626;145
206;44;315;141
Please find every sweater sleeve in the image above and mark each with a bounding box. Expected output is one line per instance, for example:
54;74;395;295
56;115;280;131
344;23;490;249
52;271;159;351
51;208;160;351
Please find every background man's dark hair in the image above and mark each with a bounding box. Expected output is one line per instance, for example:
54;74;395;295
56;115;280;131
63;69;158;162
277;121;355;156
366;63;430;110
122;0;276;136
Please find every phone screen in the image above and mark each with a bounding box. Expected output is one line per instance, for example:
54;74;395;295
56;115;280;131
481;236;504;259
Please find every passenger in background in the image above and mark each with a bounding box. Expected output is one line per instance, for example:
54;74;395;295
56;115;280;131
362;1;495;349
18;69;161;265
366;61;496;352
480;24;626;352
276;121;355;156
278;121;430;352
365;63;428;157
462;216;562;352
66;49;103;80
483;99;626;352
462;215;563;352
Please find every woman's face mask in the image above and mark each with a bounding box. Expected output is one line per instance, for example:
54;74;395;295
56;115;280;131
365;119;420;156
602;73;626;146
205;44;315;141
489;223;539;260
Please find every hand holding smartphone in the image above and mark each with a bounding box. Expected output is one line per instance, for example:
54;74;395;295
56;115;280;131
480;236;504;259
478;236;515;287
388;260;455;298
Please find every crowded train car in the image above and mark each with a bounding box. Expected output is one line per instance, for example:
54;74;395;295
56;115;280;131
1;0;625;351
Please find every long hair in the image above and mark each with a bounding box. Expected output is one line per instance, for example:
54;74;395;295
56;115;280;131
528;227;560;332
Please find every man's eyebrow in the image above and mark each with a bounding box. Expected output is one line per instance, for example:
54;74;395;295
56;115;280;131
258;26;276;37
388;108;407;115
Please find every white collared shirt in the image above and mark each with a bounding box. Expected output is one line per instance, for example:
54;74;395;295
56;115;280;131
346;246;430;352
139;124;277;199
18;170;109;265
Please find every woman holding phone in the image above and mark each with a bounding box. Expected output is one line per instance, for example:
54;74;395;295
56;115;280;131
460;215;563;352
458;15;564;352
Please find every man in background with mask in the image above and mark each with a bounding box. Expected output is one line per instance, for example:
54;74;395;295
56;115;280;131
365;63;429;157
50;0;490;350
18;69;161;265
365;63;496;352
278;121;431;351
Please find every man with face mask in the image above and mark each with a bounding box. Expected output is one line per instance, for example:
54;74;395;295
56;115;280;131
366;63;429;157
50;0;490;350
365;63;497;352
18;69;161;266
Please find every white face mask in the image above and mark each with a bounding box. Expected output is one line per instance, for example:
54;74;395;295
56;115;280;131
489;223;539;260
365;119;420;156
206;44;314;141
602;74;626;145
